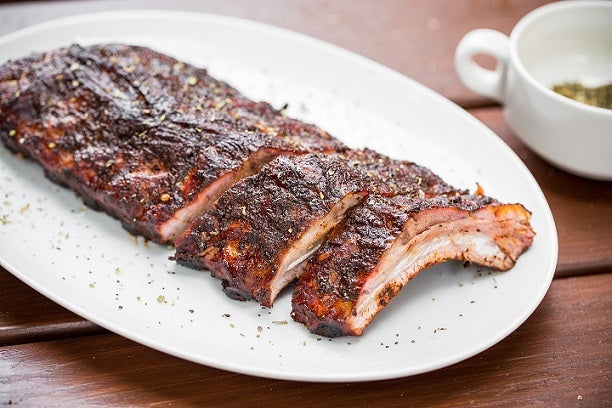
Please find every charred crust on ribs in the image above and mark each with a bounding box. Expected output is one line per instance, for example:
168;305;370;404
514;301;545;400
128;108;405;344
0;44;345;243
173;149;459;307
291;194;534;337
0;44;536;338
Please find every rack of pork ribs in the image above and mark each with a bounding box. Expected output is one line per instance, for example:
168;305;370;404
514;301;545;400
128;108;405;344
0;44;535;337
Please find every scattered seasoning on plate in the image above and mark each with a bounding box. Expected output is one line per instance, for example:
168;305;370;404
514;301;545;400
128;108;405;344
272;320;288;325
433;327;447;334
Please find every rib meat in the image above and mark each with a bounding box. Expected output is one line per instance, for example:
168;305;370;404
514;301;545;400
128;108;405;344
1;43;537;338
0;44;344;243
174;149;456;307
291;193;535;337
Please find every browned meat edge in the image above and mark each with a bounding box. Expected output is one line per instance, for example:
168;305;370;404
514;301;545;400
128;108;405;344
0;43;536;338
0;44;345;243
173;150;458;307
291;194;535;337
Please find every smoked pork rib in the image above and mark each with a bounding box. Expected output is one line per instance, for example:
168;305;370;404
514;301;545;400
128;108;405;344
291;193;535;337
174;149;456;307
0;44;344;243
1;43;537;338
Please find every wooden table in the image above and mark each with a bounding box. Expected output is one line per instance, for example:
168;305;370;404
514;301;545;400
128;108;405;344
1;1;610;406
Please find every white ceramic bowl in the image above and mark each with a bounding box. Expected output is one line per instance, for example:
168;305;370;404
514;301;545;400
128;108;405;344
456;1;612;180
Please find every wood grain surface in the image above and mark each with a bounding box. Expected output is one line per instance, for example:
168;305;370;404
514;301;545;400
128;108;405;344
0;1;611;407
0;0;555;106
2;274;610;407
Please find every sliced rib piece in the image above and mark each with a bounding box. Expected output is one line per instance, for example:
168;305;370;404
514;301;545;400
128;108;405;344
174;150;456;306
290;193;535;337
0;44;344;243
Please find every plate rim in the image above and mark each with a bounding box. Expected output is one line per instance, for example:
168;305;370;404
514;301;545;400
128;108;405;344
0;9;558;382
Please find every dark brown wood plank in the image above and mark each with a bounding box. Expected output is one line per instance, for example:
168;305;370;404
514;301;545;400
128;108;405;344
213;0;556;108
0;268;105;346
0;2;608;407
0;0;555;107
1;273;610;407
472;107;612;276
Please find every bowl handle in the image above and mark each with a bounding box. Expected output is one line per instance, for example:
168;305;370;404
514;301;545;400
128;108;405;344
455;29;510;103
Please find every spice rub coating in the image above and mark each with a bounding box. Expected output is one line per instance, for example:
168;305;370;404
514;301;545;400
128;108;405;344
174;149;456;307
0;44;344;243
0;43;537;338
291;193;535;337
